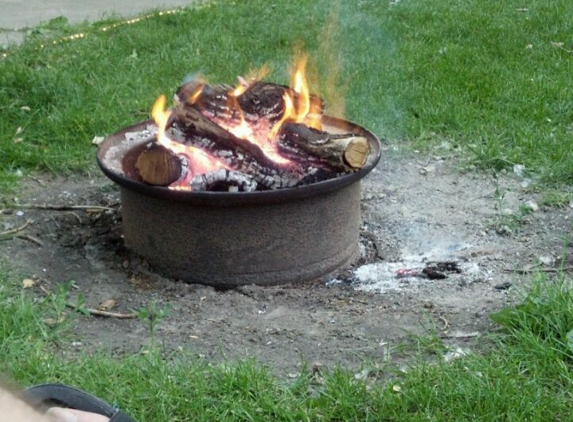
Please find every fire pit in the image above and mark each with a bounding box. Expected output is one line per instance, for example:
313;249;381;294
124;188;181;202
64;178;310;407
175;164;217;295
97;62;381;287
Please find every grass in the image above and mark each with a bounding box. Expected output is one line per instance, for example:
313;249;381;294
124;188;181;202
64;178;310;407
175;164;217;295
1;0;573;194
1;267;572;421
2;0;573;420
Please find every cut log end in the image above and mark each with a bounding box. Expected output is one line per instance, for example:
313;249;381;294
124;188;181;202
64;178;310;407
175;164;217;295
135;143;182;186
343;137;370;169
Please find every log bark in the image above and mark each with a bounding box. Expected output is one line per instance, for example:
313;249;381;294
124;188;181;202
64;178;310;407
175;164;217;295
135;143;183;186
278;123;370;171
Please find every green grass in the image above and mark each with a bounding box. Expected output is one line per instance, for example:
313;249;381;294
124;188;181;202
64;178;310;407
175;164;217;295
2;0;573;194
1;267;572;421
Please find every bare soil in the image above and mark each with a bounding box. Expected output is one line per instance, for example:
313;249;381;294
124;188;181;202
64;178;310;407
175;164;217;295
2;148;571;376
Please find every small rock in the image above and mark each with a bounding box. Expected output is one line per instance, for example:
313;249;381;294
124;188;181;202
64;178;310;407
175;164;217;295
513;164;526;177
494;281;512;290
539;255;555;266
444;347;470;363
419;165;435;175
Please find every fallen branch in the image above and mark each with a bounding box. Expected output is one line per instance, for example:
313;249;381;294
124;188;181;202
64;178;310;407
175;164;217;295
65;303;137;319
16;234;43;246
11;204;117;212
0;220;30;236
502;266;573;274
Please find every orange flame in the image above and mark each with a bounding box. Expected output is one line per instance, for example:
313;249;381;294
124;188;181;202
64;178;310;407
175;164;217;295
292;56;310;123
270;93;294;140
148;55;325;190
151;95;170;143
151;95;229;190
267;56;323;139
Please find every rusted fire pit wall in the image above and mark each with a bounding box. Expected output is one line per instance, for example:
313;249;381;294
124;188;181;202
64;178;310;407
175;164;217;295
120;182;360;287
98;117;380;287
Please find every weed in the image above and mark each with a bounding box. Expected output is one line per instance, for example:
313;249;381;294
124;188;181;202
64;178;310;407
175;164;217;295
136;300;171;342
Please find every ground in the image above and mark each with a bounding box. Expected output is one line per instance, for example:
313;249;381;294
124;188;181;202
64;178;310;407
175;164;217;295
1;146;571;377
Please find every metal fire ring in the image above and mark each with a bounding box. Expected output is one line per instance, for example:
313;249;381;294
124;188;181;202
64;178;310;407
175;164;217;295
97;115;381;287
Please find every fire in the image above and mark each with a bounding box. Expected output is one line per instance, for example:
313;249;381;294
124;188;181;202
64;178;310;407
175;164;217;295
149;55;325;190
151;95;170;143
151;95;229;189
292;56;310;123
270;93;294;140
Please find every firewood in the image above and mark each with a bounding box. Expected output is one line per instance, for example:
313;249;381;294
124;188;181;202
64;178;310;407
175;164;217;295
170;105;281;171
278;123;370;171
135;143;183;186
190;169;258;192
175;80;324;124
169;108;314;190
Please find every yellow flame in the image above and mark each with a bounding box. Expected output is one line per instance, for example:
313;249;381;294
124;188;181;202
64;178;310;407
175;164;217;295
151;95;171;143
270;93;294;140
188;85;204;105
292;56;310;123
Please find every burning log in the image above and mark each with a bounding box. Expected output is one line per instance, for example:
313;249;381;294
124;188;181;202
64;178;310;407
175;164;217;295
135;143;184;186
190;169;258;192
134;75;371;192
168;106;334;190
278;123;370;171
176;80;324;124
170;105;281;171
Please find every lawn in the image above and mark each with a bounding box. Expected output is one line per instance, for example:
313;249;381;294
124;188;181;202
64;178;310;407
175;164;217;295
1;0;573;194
1;0;573;420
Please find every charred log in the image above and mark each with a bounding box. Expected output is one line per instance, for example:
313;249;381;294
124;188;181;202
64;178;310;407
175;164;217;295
170;105;281;171
168;106;335;190
135;143;183;186
278;123;370;171
175;80;324;124
190;169;258;192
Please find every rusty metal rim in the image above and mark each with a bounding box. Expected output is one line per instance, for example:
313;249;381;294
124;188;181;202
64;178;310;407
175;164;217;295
97;115;381;206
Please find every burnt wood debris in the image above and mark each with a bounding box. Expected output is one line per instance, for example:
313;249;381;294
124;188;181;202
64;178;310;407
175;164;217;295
134;80;371;191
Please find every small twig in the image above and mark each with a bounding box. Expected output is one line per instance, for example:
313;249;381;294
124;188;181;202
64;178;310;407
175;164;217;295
502;266;573;274
11;204;117;212
16;234;43;246
70;212;82;224
551;42;573;55
0;220;30;236
28;176;46;187
38;285;50;295
441;332;481;339
65;303;137;319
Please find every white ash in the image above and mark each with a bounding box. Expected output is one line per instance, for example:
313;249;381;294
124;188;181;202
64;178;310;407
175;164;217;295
350;246;484;294
101;125;158;175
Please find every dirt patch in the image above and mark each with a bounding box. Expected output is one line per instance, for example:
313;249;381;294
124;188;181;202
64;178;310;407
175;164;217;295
1;149;571;376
